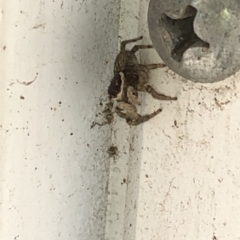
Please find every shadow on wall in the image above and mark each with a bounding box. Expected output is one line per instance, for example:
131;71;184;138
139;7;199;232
56;1;121;240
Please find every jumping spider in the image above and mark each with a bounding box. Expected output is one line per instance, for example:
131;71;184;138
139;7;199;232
108;36;177;126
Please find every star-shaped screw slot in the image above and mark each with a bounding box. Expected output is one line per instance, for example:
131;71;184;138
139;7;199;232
160;6;209;62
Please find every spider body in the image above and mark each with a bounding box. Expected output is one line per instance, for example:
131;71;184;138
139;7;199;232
108;36;177;126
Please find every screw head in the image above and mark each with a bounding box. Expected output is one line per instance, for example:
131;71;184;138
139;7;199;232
148;0;240;83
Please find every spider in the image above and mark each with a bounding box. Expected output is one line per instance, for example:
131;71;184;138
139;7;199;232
108;36;177;126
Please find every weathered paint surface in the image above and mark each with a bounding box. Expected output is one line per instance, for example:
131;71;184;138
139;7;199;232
120;1;240;240
2;0;240;240
0;0;120;239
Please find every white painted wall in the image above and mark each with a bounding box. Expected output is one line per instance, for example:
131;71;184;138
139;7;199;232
106;1;240;240
0;0;120;239
2;0;240;240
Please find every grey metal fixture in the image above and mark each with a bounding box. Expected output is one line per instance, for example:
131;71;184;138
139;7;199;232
148;0;240;83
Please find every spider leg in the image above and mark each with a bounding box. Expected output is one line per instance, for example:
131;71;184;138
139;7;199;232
120;36;143;51
127;108;162;126
131;44;153;53
90;121;108;129
138;63;166;69
144;84;178;101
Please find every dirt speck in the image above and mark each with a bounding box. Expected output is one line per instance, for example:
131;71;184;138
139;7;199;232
121;178;127;185
20;96;25;100
174;120;177;127
32;23;46;30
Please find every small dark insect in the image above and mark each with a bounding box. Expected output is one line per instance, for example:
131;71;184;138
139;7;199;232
107;145;118;157
108;36;177;126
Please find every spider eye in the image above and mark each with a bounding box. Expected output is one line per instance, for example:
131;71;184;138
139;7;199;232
108;87;119;98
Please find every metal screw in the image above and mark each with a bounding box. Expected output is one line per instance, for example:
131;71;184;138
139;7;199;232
148;0;240;83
